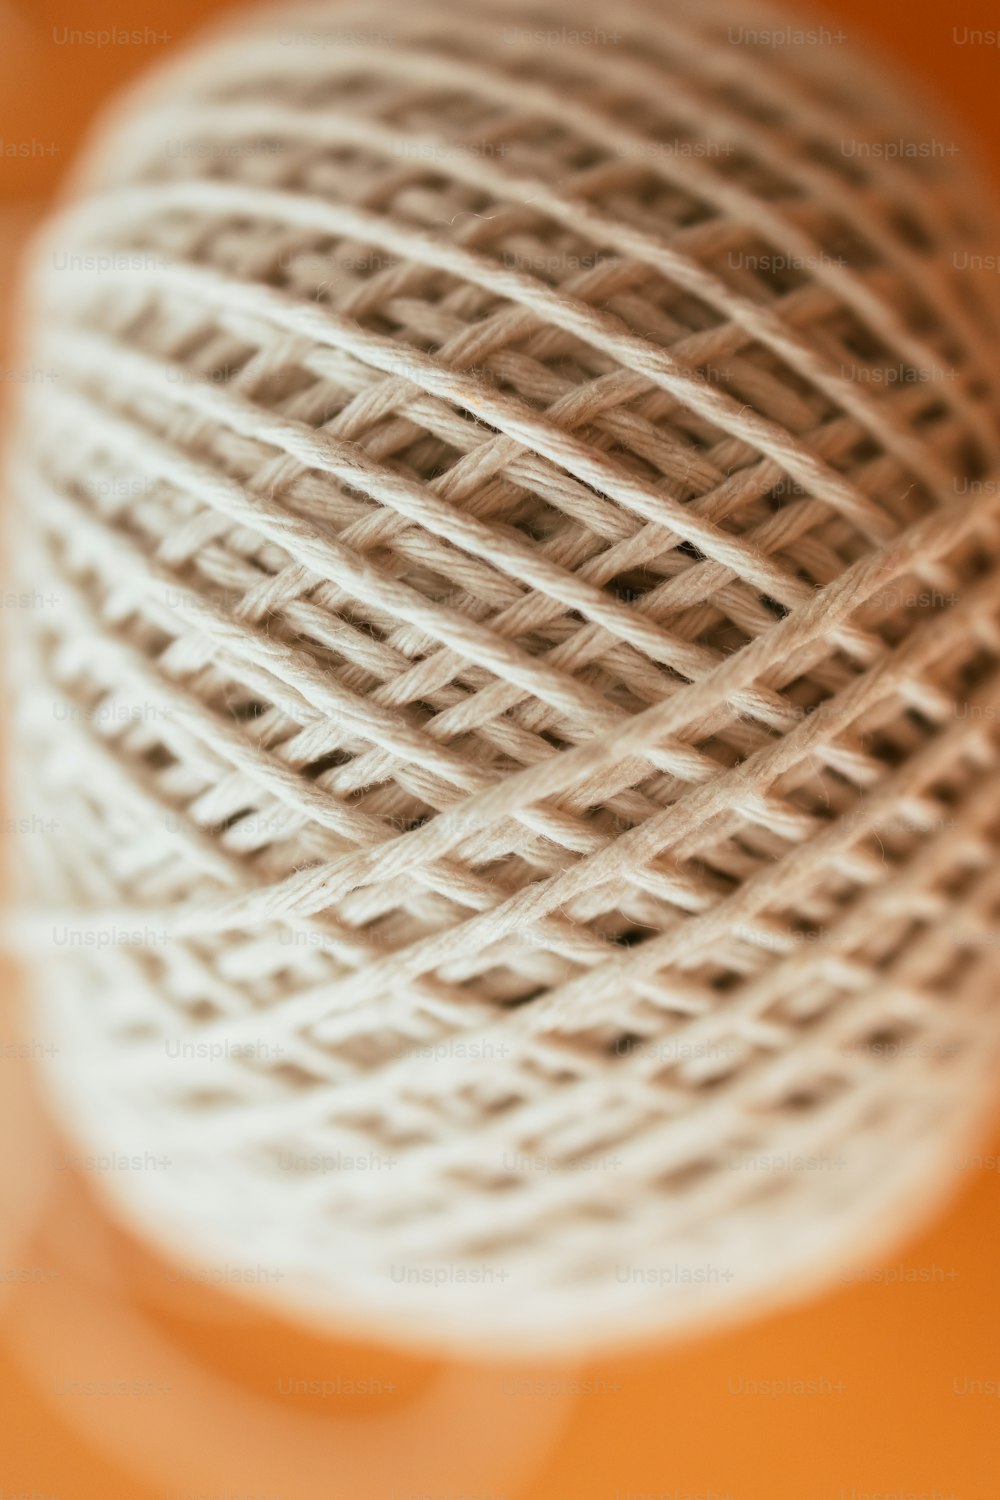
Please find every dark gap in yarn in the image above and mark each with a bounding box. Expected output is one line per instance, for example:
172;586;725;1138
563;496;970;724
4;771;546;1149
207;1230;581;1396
140;744;174;772
901;704;939;736
858;730;907;769
923;780;959;816
349;617;389;646
215;808;254;834
607;1032;644;1058
727;831;784;870
608;566;660;601
267;1062;326;1091
681;856;741;895
654;1157;717;1192
536;728;572;752
764;482;805;511
613;927;654;948
861;1024;915;1059
727;153;792;203
940;862;981;903
709;971;742;994
869;917;925;972
839;325;886;363
568;143;611;174
759;594;789;620
229;698;266;721
800;137;864;180
713;84;785;131
770;997;827;1032
918;400;949;426
396;813;430;833
504;988;545;1009
476;1092;524;1120
885;207;935;254
420;460;453;483
862;832;906;870
681;1067;742;1095
473;1170;524;1194
184;999;221;1023
786;687;829;721
674;538;704;563
829;227;874;267
738;251;811;297
704;620;750;654
954;644;998;695
774;1084;827;1115
845;435;881;467
304;748;354;778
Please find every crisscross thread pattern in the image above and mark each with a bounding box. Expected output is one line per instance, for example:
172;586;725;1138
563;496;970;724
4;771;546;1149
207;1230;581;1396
10;0;1000;1351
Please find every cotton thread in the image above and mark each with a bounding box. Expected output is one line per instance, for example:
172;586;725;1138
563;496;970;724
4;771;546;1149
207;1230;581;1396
8;0;1000;1352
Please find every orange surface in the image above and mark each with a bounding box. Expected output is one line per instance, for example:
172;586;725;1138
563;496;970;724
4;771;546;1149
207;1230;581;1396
3;2;1000;1497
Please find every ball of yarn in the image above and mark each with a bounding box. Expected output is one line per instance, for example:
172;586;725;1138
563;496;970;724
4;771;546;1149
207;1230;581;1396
10;0;1000;1352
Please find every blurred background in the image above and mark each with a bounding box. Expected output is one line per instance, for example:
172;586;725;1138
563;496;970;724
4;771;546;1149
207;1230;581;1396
3;0;1000;1496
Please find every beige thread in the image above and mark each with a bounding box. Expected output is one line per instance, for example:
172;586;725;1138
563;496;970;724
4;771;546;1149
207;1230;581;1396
8;0;1000;1352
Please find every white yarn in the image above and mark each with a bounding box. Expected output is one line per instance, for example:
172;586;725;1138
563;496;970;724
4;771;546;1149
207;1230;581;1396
7;0;1000;1352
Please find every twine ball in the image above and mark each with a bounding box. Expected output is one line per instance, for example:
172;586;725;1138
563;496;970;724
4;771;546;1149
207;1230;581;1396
10;0;1000;1354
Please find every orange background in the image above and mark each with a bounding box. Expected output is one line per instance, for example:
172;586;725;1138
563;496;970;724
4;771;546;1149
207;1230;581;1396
3;2;1000;1497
